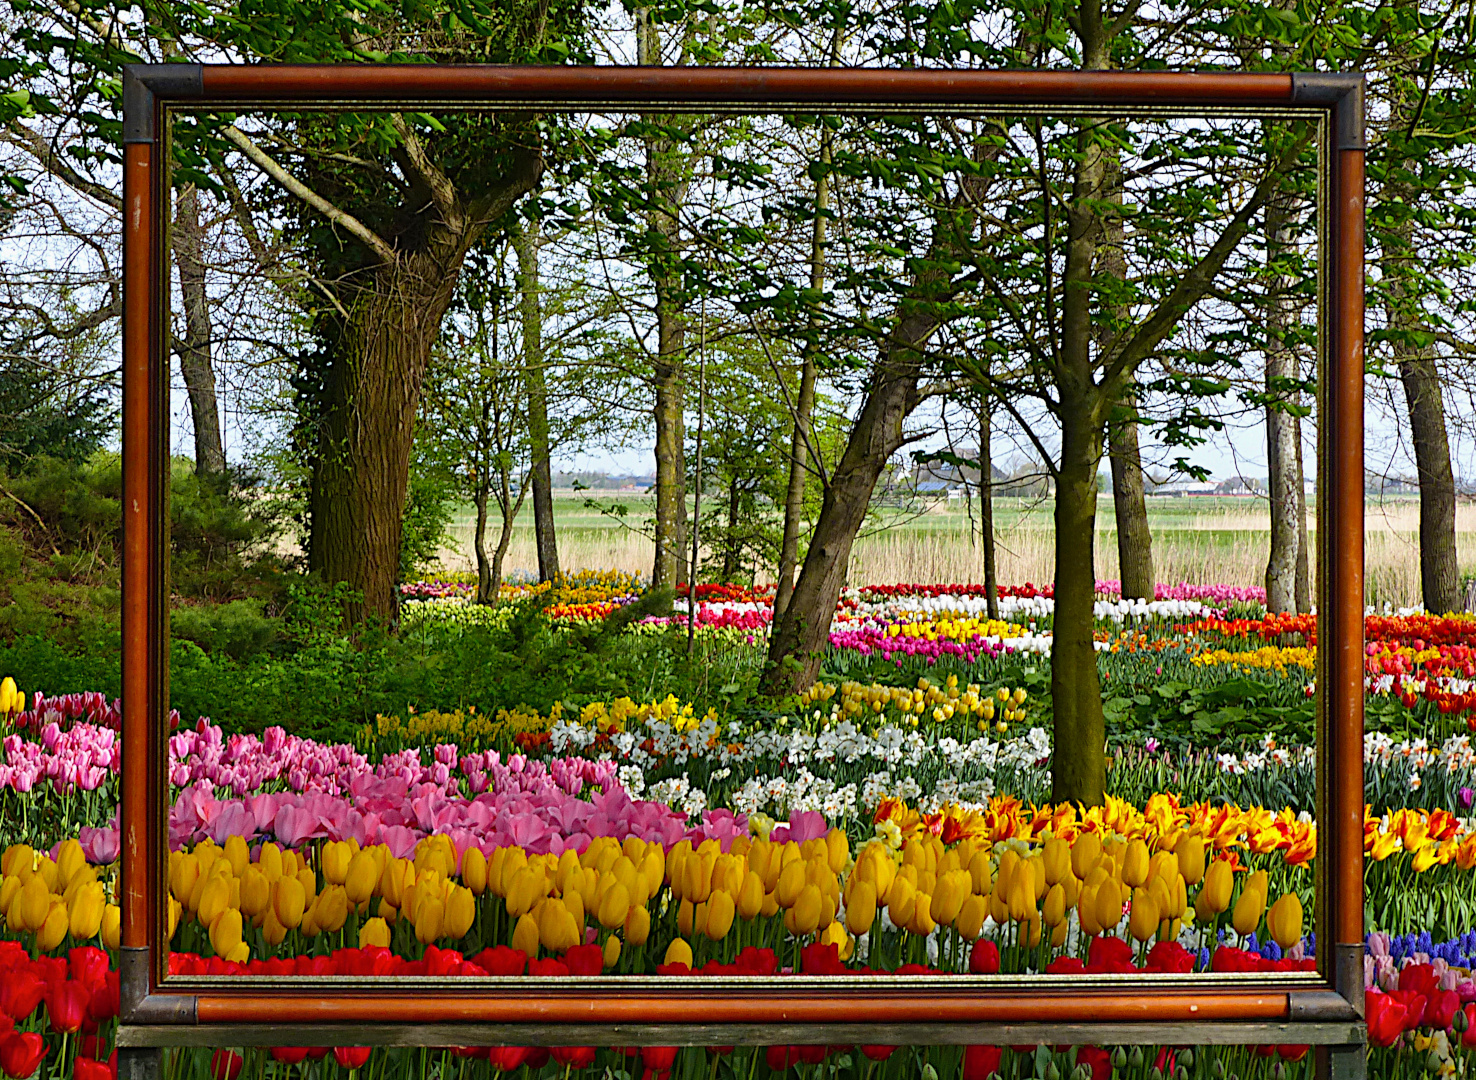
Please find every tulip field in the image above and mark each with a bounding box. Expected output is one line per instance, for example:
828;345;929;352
4;574;1476;1078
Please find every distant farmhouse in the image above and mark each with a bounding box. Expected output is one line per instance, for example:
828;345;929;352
912;450;1051;498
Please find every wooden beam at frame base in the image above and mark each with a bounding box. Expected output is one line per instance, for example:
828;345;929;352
119;1020;1365;1048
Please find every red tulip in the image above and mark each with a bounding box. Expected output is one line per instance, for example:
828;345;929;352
69;948;111;991
765;1046;801;1070
1076;1045;1113;1080
1154;1047;1177;1074
1367;992;1410;1048
1426;989;1461;1031
969;940;1000;974
332;1047;372;1070
860;1046;897;1061
209;1049;244;1080
641;1047;679;1071
1388;989;1428;1032
550;1046;596;1069
88;973;120;1023
1278;1044;1311;1062
486;1047;529;1072
46;980;91;1034
0;1032;45;1080
796;1046;827;1065
0;973;44;1022
963;1044;1003;1079
74;1058;113;1080
269;1048;309;1064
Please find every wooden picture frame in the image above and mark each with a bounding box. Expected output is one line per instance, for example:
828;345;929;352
119;63;1367;1072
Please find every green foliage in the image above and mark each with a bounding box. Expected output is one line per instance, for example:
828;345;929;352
171;600;279;663
0;354;114;468
400;445;459;582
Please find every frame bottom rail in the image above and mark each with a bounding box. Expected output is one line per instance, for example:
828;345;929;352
118;1020;1366;1048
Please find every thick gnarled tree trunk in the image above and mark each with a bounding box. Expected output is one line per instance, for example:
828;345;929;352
308;264;461;623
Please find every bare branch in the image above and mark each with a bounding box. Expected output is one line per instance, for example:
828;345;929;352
3;122;122;210
221;124;397;266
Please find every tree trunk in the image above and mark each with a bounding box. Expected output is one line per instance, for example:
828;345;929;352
473;478;492;605
1108;390;1154;600
1052;404;1107;806
978;399;999;621
172;184;227;476
775;124;832;617
1099;151;1153;601
723;483;741;582
514;220;559;583
639;10;690;590
760;316;933;696
1050;74;1110;806
307;260;461;624
490;471;522;605
1393;308;1460;614
1263;185;1300;615
1294;414;1312;612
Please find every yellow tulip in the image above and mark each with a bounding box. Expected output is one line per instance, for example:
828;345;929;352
846;881;877;936
168;898;181;941
444;885;476;939
358;914;392;950
663;938;694;968
1042;883;1066;928
1128;888;1159;943
196;875;232;929
906;893;936;937
1042;839;1071;887
736;871;765;921
792;884;823;935
272;875;306;929
322;841;351;886
776;860;806;908
170;853;201;906
0;676;15;713
0;875;19;918
602;934;622;970
462;848;488;896
597;881;631;930
511;913;540;957
414;897;445;944
1095;878;1122;933
705;890;736;941
625;905;651;946
210;908;244;958
819;920;853;960
317;884;350;934
1199;859;1233;916
1071;832;1102;879
1232;884;1266;938
825;828;850;875
1174;836;1206;886
55;839;85;890
225;942;250;964
258;843;284;882
13;875;50;932
1122;840;1150;889
1077;884;1102;937
956;894;987;941
1267;892;1304;950
239;868;271;919
68;881;105;940
344;850;379;906
101;903;121;949
224;835;250;878
262;908;287;946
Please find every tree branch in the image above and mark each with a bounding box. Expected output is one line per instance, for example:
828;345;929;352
221;123;397;266
389;114;460;224
3;122;122;210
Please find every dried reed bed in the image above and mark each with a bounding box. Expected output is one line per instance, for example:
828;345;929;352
437;499;1476;606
